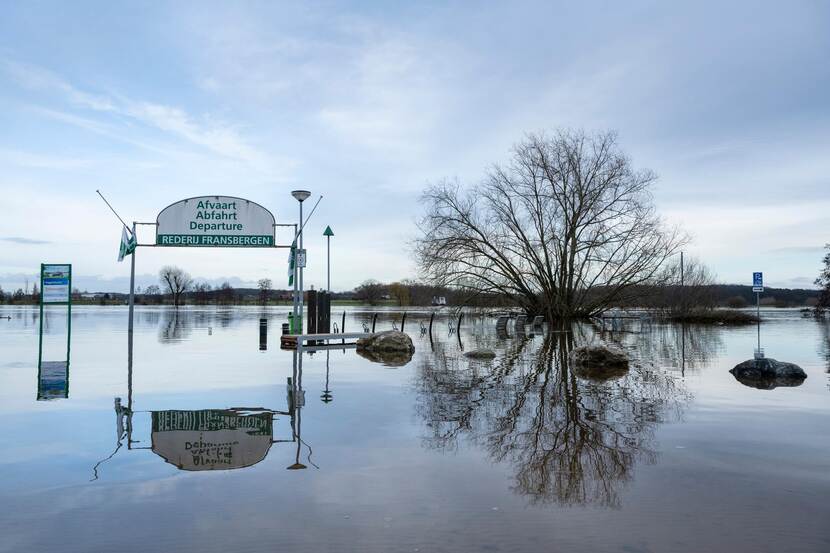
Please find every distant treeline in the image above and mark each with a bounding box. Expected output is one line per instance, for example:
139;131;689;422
0;281;819;309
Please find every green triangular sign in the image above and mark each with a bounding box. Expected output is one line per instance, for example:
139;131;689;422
323;226;334;237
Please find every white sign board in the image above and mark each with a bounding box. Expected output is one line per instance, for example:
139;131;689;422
156;196;275;247
41;264;71;304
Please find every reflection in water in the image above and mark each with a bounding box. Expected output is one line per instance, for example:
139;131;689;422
151;409;276;471
820;320;830;377
416;328;690;507
159;310;192;343
94;346;313;478
37;308;71;400
601;321;724;376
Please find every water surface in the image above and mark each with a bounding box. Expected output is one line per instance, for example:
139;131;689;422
1;306;828;552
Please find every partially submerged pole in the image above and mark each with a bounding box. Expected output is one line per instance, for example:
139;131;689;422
401;312;407;333
428;312;435;337
372;313;378;333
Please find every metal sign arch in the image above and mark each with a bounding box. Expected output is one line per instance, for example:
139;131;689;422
127;195;299;338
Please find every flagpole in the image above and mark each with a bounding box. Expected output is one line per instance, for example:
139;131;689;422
128;222;136;338
96;190;134;236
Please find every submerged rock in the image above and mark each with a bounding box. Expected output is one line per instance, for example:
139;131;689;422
464;349;497;359
729;358;807;390
356;331;415;367
569;345;630;381
357;330;415;353
356;347;413;367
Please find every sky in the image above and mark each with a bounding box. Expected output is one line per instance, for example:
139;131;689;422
1;1;828;293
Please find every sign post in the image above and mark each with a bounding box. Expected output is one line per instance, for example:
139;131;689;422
752;271;763;320
38;263;72;400
323;226;334;292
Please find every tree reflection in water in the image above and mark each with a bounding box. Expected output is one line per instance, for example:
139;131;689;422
819;320;830;384
159;309;193;343
415;325;692;508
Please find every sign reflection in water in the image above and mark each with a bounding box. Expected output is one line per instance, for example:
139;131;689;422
95;342;314;478
151;409;277;471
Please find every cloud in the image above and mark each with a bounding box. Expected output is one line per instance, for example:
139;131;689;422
1;237;51;245
767;245;828;254
3;59;270;166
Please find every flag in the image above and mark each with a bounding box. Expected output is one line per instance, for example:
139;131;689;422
287;243;295;286
118;227;136;262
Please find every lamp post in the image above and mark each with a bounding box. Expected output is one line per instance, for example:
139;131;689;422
292;190;311;332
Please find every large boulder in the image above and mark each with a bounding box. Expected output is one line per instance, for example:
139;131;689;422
464;349;497;360
730;358;807;390
569;345;630;381
356;331;415;367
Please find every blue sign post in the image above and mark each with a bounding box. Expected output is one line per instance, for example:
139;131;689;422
752;272;763;291
752;272;763;324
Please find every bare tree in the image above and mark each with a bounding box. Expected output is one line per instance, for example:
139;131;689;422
257;278;272;305
416;130;687;319
159;266;192;308
217;281;235;305
650;256;716;313
815;244;830;313
355;279;385;305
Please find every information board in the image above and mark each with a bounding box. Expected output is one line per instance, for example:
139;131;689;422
41;264;71;304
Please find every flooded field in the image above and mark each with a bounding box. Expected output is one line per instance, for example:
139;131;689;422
1;306;828;553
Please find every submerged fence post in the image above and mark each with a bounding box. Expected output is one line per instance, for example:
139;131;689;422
456;312;463;334
401;312;407;333
372;313;378;333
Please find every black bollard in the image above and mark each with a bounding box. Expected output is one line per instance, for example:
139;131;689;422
259;318;267;351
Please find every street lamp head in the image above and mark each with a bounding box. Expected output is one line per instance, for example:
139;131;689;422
291;190;311;202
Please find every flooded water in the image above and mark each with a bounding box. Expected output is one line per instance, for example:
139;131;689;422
1;306;828;553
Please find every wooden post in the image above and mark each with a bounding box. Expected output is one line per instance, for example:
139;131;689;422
372;313;378;333
428;312;435;337
401;312;407;333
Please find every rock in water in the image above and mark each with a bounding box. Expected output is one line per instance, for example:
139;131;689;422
569;345;630;381
730;358;807;389
356;331;415;367
356;348;413;367
464;349;497;359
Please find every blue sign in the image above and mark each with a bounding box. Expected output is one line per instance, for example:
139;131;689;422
753;272;763;287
